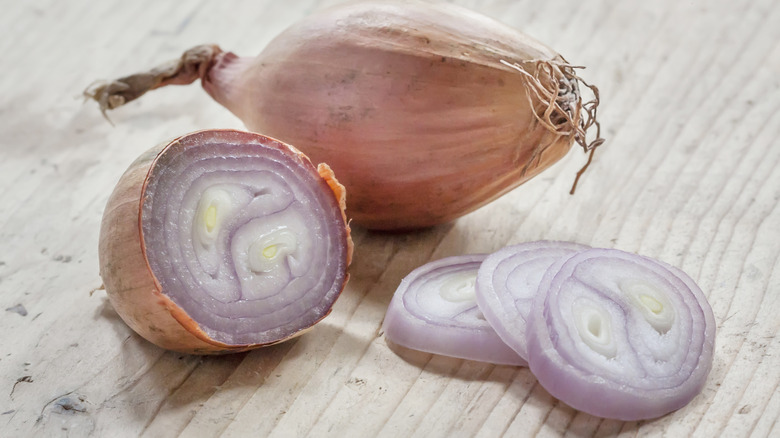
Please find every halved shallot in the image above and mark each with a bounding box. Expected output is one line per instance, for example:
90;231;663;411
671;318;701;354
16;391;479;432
85;0;602;230
99;129;352;354
525;248;716;420
382;255;525;366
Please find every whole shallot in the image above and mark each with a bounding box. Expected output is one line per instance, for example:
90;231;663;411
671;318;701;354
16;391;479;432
86;0;602;230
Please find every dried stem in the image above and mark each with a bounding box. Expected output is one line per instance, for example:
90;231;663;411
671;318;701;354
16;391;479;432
83;45;222;119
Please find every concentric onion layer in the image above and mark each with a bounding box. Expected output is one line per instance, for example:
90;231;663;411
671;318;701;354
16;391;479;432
141;131;350;346
383;255;525;366
475;240;588;362
525;248;716;421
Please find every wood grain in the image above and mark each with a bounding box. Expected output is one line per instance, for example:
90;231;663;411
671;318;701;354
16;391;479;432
1;0;778;436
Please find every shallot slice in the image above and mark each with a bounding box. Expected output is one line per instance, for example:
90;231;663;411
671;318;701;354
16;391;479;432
525;248;716;420
474;241;588;361
99;129;352;354
382;255;525;366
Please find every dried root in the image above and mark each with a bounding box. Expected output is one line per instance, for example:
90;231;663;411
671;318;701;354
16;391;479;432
502;59;604;193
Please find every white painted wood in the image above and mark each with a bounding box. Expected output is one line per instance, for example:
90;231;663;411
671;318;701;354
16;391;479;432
1;0;778;436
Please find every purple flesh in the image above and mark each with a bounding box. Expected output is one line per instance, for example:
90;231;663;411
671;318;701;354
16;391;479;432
474;240;589;362
141;133;349;345
383;255;525;366
525;248;716;421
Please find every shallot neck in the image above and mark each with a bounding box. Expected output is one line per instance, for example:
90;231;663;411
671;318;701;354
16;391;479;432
200;51;254;115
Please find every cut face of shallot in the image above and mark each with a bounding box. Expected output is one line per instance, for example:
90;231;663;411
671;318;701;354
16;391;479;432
99;130;352;354
525;248;716;421
474;240;589;361
382;255;525;366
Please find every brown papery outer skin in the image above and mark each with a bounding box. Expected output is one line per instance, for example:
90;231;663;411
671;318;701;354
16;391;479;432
98;130;352;354
203;0;576;230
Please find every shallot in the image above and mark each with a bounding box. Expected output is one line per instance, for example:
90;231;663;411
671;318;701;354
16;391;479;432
382;255;524;366
85;0;602;230
99;129;352;354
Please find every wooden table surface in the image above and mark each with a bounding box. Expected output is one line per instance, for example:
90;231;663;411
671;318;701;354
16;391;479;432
2;0;779;436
